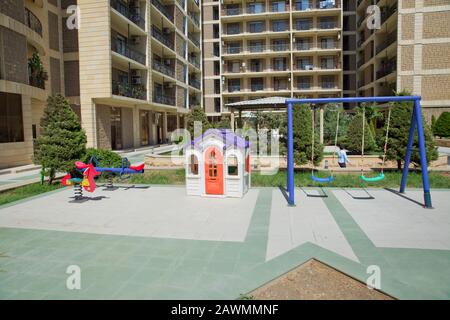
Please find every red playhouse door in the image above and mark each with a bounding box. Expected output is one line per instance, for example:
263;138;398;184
204;147;224;195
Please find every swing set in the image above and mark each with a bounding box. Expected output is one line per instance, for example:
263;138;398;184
285;96;432;209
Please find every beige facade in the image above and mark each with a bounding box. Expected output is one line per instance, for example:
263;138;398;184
202;0;344;116
357;0;450;121
0;0;201;169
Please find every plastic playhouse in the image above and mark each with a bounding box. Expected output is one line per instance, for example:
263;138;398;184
185;129;251;198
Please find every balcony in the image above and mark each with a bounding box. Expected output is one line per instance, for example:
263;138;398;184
152;60;175;78
380;4;398;26
188;11;200;27
188;56;200;68
295;22;312;31
151;0;174;22
319;21;337;29
247;6;266;14
112;81;146;100
152;26;174;50
111;0;145;30
224;46;242;54
223;7;242;16
321;81;336;89
296;42;312;50
227;85;241;92
153;93;175;106
251;84;264;92
24;8;42;36
112;41;146;65
297;82;311;90
376;61;396;79
376;31;397;54
188;33;200;48
189;78;201;89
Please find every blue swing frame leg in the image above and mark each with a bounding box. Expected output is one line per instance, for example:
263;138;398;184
399;99;432;208
287;103;295;206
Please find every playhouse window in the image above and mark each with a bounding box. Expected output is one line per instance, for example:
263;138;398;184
189;154;199;175
227;155;239;176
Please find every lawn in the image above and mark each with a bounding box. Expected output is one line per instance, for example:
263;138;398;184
127;169;450;189
0;182;64;206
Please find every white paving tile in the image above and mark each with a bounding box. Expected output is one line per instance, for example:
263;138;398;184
332;189;450;250
0;187;259;242
266;189;359;262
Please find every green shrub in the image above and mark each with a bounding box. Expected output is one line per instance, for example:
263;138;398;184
433;112;450;138
81;148;123;168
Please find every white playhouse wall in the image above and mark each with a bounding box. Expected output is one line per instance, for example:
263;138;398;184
224;148;245;198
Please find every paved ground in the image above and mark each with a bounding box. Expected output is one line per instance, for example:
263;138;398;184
0;186;449;299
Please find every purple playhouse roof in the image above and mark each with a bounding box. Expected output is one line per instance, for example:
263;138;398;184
188;129;249;149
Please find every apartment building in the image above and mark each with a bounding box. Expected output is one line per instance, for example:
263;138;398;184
356;0;450;121
202;0;344;116
0;0;202;169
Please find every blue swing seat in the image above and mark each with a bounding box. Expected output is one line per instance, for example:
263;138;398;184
311;175;334;183
359;173;385;182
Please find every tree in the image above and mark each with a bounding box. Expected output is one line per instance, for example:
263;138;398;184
212;116;231;129
34;95;87;184
433;112;450;138
321;104;351;145
378;97;438;169
346;113;378;154
186;107;211;138
280;105;323;166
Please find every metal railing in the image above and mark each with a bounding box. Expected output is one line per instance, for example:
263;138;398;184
319;21;336;29
376;61;396;79
153;93;175;106
227;85;241;92
188;33;200;48
321;81;336;89
376;31;397;54
152;26;174;50
223;7;242;16
112;81;146;100
189;78;201;89
188;11;200;27
24;8;42;36
251;84;264;91
152;60;175;78
112;40;146;65
188;56;200;68
151;0;174;22
111;0;145;29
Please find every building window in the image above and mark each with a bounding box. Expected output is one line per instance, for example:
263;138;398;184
0;92;24;143
214;97;221;112
251;78;264;91
227;155;239;176
213;24;219;38
249;21;264;33
271;1;286;12
189;154;199;175
272;20;287;32
248;2;265;14
228;79;241;92
213;6;219;20
226;23;240;35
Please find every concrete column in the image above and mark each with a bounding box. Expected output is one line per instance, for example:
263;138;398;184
230;108;235;132
319;106;324;144
163;112;168;143
133;107;140;148
176;113;180;129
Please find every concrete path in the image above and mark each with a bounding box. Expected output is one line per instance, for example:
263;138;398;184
0;186;449;299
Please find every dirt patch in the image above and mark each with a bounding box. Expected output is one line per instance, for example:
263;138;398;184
248;259;394;300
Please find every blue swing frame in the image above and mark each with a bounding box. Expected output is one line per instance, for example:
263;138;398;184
285;96;432;208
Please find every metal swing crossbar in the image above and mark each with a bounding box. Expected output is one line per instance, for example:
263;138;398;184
310;105;340;184
285;96;433;208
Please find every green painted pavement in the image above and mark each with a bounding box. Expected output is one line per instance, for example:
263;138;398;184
0;187;450;299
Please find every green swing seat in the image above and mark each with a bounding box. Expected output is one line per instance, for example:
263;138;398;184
359;173;385;182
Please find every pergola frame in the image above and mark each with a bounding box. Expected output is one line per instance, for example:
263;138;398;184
285;96;432;209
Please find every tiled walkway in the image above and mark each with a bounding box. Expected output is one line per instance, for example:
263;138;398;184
0;186;449;299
